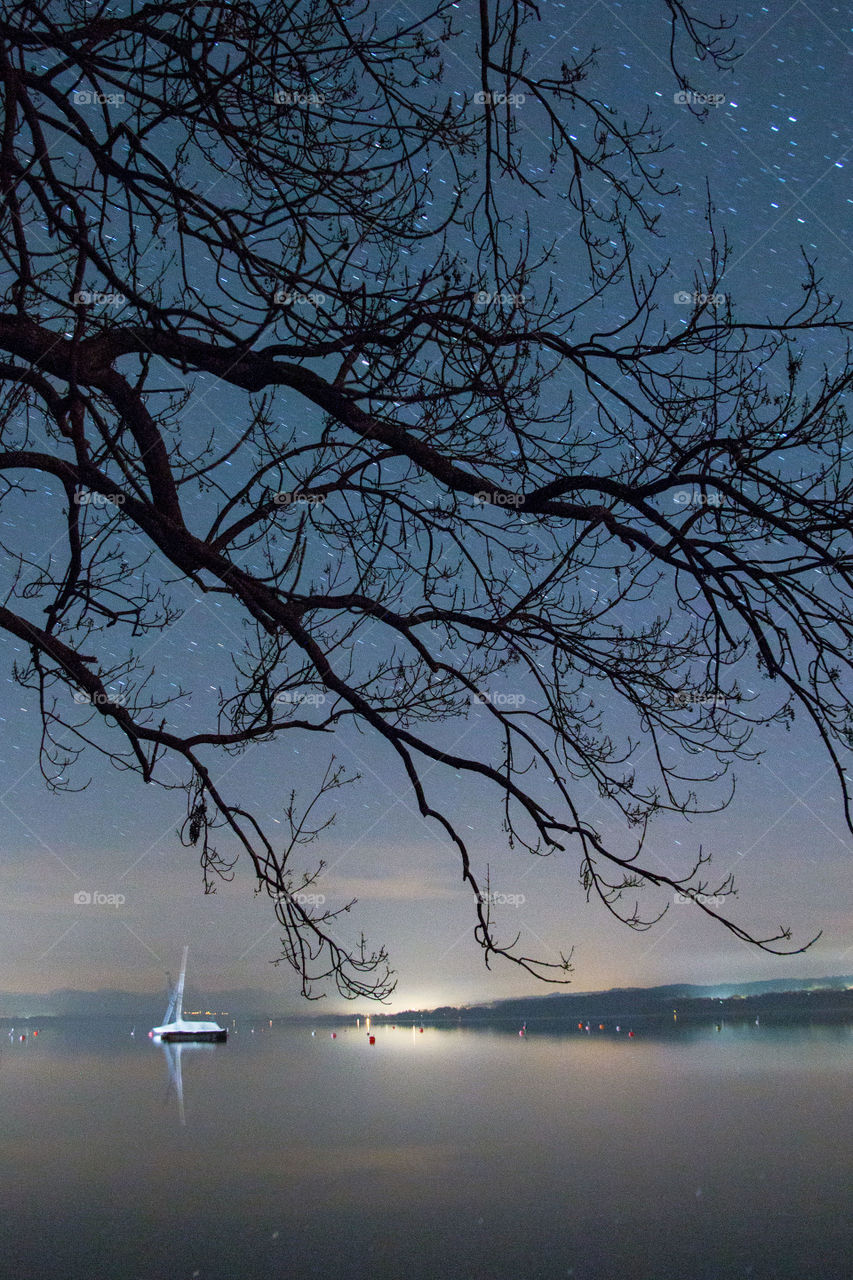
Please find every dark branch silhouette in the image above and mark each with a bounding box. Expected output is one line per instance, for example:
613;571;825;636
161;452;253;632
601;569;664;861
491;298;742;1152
0;0;850;998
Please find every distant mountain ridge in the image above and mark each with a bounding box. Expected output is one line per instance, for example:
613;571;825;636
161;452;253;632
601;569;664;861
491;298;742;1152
1;974;851;1021
371;975;853;1025
0;984;294;1019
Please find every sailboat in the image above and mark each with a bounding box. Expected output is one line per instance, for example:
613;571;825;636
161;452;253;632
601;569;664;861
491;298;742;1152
150;946;227;1043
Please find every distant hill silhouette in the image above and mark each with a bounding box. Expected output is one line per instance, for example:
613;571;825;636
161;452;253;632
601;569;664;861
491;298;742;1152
0;984;294;1019
2;974;851;1023
368;976;853;1027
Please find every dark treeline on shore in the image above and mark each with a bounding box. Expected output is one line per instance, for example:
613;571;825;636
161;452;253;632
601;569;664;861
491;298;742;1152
4;975;853;1028
366;977;853;1030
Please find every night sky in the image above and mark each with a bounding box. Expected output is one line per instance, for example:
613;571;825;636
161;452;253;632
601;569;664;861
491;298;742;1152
1;0;851;1013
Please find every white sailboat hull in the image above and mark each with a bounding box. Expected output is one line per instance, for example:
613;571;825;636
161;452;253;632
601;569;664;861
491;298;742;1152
152;1020;227;1043
150;948;228;1042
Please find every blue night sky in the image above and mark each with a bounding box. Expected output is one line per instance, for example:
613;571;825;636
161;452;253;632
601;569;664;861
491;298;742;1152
0;1;851;1012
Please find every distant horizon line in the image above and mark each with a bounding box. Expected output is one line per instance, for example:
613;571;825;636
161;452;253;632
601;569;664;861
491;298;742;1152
2;971;851;1020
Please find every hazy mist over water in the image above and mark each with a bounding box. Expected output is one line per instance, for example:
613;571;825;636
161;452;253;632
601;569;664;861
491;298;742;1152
2;1018;851;1279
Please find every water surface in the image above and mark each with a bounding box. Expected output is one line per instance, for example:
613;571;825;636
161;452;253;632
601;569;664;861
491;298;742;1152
1;1017;850;1279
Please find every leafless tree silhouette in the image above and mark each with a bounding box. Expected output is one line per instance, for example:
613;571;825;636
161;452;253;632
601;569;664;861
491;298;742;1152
0;0;850;998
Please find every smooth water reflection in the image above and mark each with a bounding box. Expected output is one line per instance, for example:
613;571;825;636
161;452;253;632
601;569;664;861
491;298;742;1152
1;1018;851;1279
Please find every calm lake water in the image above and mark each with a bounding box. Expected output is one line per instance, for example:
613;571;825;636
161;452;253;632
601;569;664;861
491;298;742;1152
1;1016;851;1279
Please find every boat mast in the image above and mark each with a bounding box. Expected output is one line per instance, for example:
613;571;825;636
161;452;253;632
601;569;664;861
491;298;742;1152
173;945;189;1023
161;977;177;1026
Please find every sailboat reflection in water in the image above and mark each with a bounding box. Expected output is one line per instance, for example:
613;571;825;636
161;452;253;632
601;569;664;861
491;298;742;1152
150;948;227;1125
150;947;228;1042
160;1040;217;1126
